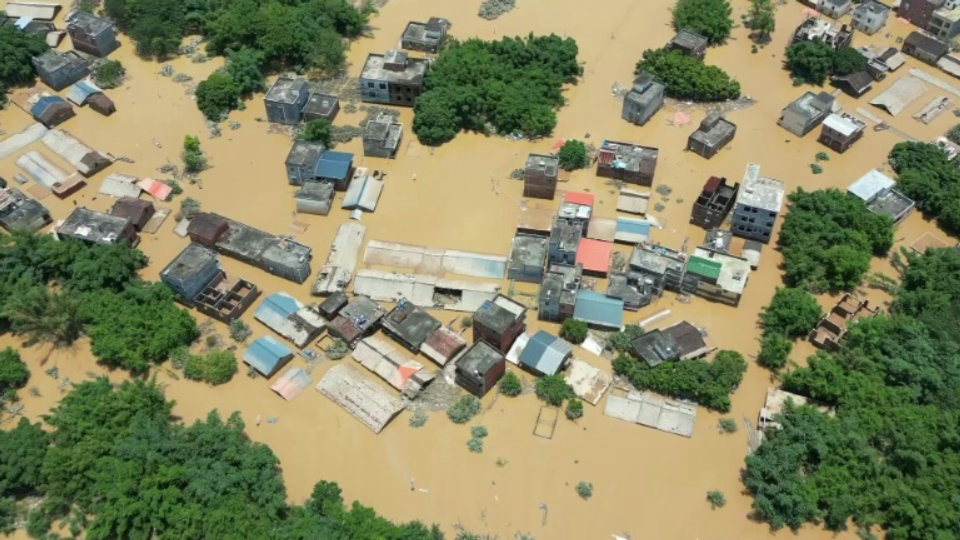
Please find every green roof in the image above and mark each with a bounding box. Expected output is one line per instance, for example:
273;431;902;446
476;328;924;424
686;256;722;280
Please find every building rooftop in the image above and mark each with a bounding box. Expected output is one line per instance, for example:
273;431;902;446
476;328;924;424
598;140;658;175
525;153;559;177
315;150;353;180
457;340;504;376
904;31;948;58
265;76;308;105
670;29;708;51
381;298;441;349
318;291;348;318
691;247;751;295
848;169;895;202
364;113;403;150
303;93;338;117
737;163;785;213
57;207;130;244
934;5;960;21
625;72;665;106
689;112;736;148
573;289;623;329
285;140;325;168
867;189;915;222
402;17;448;45
822;112;866;137
785;91;835;122
109;197;153;226
33;49;87;73
509;234;548;271
160;242;219;284
576;238;613;274
294;180;334;202
474;294;525;334
856;1;889;16
631;321;708;367
540;263;582;306
361;51;429;85
564;191;594;206
519;330;572;376
550;218;582;253
629;244;686;276
67;10;112;35
0;188;49;232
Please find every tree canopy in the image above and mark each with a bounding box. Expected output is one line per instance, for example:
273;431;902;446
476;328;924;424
613;350;746;411
778;188;893;292
888;141;960;236
746;0;776;43
0;348;28;400
0;24;49;90
299;117;333;147
635;48;740;101
761;287;823;338
785;41;866;84
195;71;240;121
672;0;733;45
557;140;589;171
413;34;581;145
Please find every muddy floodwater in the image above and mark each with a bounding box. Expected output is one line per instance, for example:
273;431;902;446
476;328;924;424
0;0;955;537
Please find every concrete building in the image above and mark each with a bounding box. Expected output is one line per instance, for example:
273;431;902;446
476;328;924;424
264;77;309;125
819;112;866;153
508;234;549;283
301;93;339;122
161;243;223;304
285;140;325;185
831;71;874;97
731;163;785;244
621;72;665;126
314;150;354;190
684;247;751;306
523;153;559;199
558;191;593;234
294;181;335;216
628;244;694;296
852;1;890;35
548;218;582;266
57;207;137;246
254;293;326;348
630;321;710;367
0;188;50;233
902;31;949;65
596;140;659;186
931;5;960;40
777;91;835;137
32;50;89;91
421;326;466;366
362;113;403;158
607;273;645;310
687;113;736;159
66;10;117;57
380;298;441;352
455;341;505;398
31;96;74;127
360;50;429;106
848;170;915;224
667;29;708;59
900;0;945;29
109;197;154;231
818;0;853;18
538;263;581;322
791;18;853;49
690;176;739;229
327;295;386;347
401;17;448;53
473;294;526;353
318;291;348;320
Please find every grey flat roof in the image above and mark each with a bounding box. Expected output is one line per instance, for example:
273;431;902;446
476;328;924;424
599;140;658;174
266;76;308;105
525;153;559;177
57;207;129;243
0;188;49;232
303;93;338;116
509;234;548;269
629;245;686;275
382;299;441;348
33;50;86;72
785;91;834;121
867;189;914;220
361;52;429;85
286;140;325;167
690;113;736;148
737;163;784;213
161;243;219;282
457;340;504;374
625;72;665;105
67;10;112;35
295;181;334;202
474;294;524;333
671;29;708;50
402;18;447;44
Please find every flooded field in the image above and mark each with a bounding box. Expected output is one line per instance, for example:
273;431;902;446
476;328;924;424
1;0;956;537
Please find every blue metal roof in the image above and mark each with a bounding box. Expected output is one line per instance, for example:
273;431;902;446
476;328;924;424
314;151;353;180
615;218;651;235
243;336;293;376
573;290;624;330
254;292;302;336
66;80;101;105
31;96;66;117
518;330;572;376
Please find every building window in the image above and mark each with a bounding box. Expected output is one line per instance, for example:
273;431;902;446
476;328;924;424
379;83;387;90
367;81;375;88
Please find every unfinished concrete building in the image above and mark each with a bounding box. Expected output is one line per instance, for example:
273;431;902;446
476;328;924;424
362;113;403;158
380;298;442;352
809;294;879;350
57;207;137;246
455;341;506;398
621;72;665;126
473;294;526;353
360;50;429;106
538;263;582;322
508;234;549;283
401;17;448;53
596;140;658;186
523;153;559;199
66;10;117;57
687;113;736;158
690;176;739;229
0;188;50;232
160;243;259;323
294;181;335;216
264;76;309;125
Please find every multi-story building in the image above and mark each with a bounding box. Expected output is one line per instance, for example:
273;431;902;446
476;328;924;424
730;163;785;244
359;50;429;106
621;72;665;126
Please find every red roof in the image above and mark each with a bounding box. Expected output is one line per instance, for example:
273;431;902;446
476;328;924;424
564;191;595;206
703;176;723;193
575;239;613;274
137;177;173;201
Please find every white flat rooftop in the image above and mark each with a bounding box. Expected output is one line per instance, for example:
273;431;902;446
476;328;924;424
848;169;895;202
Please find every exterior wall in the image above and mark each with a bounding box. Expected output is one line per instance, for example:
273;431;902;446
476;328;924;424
286;164;314;186
455;359;505;397
777;108;823;137
900;0;942;28
507;264;544;283
930;12;960;39
388;82;422;106
524;169;557;199
596;163;652;186
903;43;942;64
852;9;888;34
818;126;862;153
473;320;524;354
819;0;853;18
694;281;741;306
303;100;339;122
71;28;118;57
621;91;663;125
363;139;397;158
265;99;305;125
731;203;778;243
295;198;332;215
360;77;390;103
37;64;90;91
402;39;440;54
162;265;221;304
687;128;735;158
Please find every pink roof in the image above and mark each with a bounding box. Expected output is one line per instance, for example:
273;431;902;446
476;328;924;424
565;191;595;206
269;367;311;401
550;138;567;152
137;177;172;201
575;239;613;274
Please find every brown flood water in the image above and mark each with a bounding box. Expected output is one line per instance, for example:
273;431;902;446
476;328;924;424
0;0;955;537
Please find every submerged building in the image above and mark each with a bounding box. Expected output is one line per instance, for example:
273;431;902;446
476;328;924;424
621;72;665;126
687;113;736;159
0;188;50;232
160;243;259;322
730;164;785;244
401;17;449;53
66;10;118;57
596;140;658;186
473;294;526;353
523;153;560;199
57;207;137;246
455;341;505;397
264;76;310;125
360;50;429;106
848;170;915;224
690;176;739;229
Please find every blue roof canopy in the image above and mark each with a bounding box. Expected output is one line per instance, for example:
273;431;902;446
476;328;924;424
31;95;67;116
314;150;353;180
518;330;572;376
573;290;624;330
243;336;293;377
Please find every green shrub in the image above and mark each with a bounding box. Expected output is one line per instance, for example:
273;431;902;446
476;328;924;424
448;395;481;424
229;319;252;342
93;60;125;88
499;370;522;396
758;332;792;370
183;350;237;385
575;481;593;500
558;140;589;170
0;347;29;397
325;338;350;360
182;135;207;173
299;118;333;147
409;410;428;428
561;319;588;344
707;490;726;509
467;437;484;453
718;418;737;433
565;398;584;420
607;324;643;353
470;425;489;439
535;374;573;407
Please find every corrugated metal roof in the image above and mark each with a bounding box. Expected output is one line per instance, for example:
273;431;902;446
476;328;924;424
269;366;311;400
574;290;623;329
137;177;172;201
315;151;353;180
30;95;65;117
564;191;594;206
575;238;613;274
65;80;101;105
255;292;301;321
342;173;383;211
243;336;292;376
518;330;571;375
686;256;722;280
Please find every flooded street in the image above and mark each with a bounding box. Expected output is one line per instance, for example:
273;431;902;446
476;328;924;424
1;0;955;537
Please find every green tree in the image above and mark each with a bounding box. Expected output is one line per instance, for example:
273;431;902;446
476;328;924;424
178;197;202;220
0;26;49;89
560;319;588;344
757;332;792;370
224;48;266;96
612;350;746;412
183;349;237;385
785;40;835;85
499;370;522;396
182;135;208;173
673;0;733;44
947;124;960;145
229;319;251;342
558;140;589;170
761;287;823;337
447;395;481;423
707;490;726;509
832;47;867;77
718;418;737;433
534;374;573;406
0;418;48;497
746;0;776;43
195;71;240;121
565;398;584;420
0;348;29;398
3;287;83;347
607;324;644;353
299;118;333;147
635;49;740;101
93;60;126;89
888;142;960;236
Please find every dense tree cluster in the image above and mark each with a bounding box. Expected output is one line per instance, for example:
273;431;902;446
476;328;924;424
745;249;960;537
888;142;960;236
560;318;588;343
672;0;733;45
613;350;746;412
0;348;28;401
778;189;893;292
0;379;442;538
183;349;238;385
93;59;126;89
745;0;776;43
0;24;49;93
413;34;581;145
756;287;822;370
785;41;866;85
195;48;267;120
634;49;740;102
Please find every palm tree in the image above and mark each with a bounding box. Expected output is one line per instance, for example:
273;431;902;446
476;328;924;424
3;286;82;347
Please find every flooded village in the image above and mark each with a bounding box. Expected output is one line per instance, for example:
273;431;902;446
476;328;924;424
0;0;959;538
